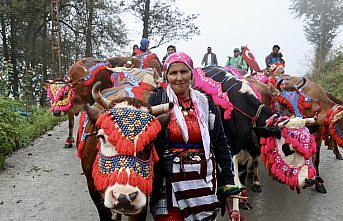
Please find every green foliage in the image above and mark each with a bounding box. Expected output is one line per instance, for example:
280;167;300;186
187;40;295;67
0;97;65;170
290;0;343;70
309;51;343;99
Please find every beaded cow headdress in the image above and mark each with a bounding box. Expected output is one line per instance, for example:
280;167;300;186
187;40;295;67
92;107;161;195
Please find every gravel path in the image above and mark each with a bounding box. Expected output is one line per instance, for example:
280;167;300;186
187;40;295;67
0;120;342;221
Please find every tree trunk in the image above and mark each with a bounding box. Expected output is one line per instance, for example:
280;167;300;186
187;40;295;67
40;23;48;106
1;15;9;60
9;14;19;99
142;0;150;38
85;0;94;57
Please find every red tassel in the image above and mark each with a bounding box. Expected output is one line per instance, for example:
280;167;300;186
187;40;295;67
117;170;129;185
77;142;85;158
128;170;138;187
109;169;119;186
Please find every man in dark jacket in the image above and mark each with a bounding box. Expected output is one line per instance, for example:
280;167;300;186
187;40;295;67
201;46;218;67
265;44;285;66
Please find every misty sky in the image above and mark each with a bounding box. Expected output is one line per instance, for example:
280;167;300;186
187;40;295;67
124;0;343;76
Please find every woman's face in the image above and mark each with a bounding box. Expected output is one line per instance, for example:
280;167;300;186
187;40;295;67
166;62;192;97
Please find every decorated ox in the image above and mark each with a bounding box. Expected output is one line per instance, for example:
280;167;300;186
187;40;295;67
77;82;172;220
45;57;162;147
192;66;318;211
248;76;343;193
44;79;76;148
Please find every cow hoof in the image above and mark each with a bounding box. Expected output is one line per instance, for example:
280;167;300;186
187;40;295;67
251;184;262;193
64;143;73;149
334;152;343;160
239;202;253;210
315;183;327;194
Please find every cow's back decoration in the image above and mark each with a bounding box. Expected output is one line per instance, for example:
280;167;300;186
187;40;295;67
47;82;75;112
271;90;318;118
92;108;161;195
193;67;234;119
82;61;112;86
322;105;343;147
260;116;317;190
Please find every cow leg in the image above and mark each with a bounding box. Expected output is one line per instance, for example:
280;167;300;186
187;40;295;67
65;113;74;148
251;156;261;193
233;153;252;210
330;139;343;160
313;140;327;194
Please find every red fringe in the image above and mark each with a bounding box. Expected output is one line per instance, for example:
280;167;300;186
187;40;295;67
83;64;113;86
92;154;155;195
143;53;159;69
77;112;87;158
131;82;154;100
322;106;343;147
135;118;161;153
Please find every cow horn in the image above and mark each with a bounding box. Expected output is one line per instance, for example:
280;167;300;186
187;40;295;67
150;102;174;116
106;67;116;72
276;79;284;91
85;104;101;123
277;119;290;128
92;82;111;109
333;110;343;123
297;78;307;89
156;112;171;127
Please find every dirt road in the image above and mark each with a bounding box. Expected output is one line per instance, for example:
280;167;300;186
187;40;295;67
0;120;342;221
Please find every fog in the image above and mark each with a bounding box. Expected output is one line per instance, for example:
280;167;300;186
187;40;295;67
124;0;343;76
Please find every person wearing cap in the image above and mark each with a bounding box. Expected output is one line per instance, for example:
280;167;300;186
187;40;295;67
201;46;218;67
226;48;248;71
162;45;176;64
149;52;238;220
265;44;285;66
133;38;151;55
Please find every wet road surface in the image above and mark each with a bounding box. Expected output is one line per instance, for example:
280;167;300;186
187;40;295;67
0;120;342;221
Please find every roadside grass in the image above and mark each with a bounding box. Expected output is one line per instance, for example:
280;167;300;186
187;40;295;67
0;97;66;170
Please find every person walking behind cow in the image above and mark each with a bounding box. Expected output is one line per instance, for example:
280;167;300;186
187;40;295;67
162;45;176;64
265;44;285;66
149;52;239;221
226;48;248;71
201;46;218;67
133;38;151;55
131;44;139;56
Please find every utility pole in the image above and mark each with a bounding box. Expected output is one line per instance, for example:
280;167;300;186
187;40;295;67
51;0;62;79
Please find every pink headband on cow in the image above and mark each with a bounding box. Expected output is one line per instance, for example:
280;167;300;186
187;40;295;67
163;52;194;76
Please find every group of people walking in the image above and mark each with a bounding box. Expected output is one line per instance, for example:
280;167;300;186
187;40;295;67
201;44;285;71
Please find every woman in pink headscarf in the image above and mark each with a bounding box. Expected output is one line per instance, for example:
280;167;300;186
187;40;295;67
149;52;238;220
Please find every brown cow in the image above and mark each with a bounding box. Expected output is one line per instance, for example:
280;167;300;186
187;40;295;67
77;82;171;221
45;56;163;147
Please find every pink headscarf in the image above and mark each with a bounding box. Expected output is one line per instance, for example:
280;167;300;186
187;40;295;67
163;52;194;76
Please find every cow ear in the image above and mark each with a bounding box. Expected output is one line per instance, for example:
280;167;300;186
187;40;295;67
85;104;101;123
253;126;281;139
43;83;48;91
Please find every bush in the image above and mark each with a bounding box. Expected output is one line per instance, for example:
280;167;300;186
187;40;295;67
0;97;65;170
309;51;343;100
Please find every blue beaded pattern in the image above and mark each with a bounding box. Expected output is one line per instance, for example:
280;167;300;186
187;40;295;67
110;108;154;143
280;91;302;118
82;61;111;81
98;153;152;178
